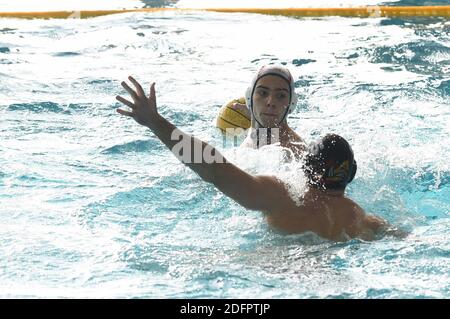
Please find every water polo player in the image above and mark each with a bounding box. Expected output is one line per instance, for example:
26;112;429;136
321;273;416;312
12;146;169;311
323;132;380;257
116;76;391;241
216;65;306;157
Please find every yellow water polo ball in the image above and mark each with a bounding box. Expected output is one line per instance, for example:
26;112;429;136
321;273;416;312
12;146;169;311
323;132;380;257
215;97;251;132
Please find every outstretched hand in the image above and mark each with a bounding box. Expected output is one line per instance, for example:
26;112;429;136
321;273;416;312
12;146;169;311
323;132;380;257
116;76;159;127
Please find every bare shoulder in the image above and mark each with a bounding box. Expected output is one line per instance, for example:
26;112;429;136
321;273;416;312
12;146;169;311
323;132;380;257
254;175;289;195
349;199;367;217
285;129;306;157
253;175;298;212
344;199;389;240
364;214;388;228
350;200;388;231
346;199;385;228
288;128;305;145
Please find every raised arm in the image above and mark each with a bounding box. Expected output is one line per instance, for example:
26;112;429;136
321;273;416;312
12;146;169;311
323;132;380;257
116;76;291;212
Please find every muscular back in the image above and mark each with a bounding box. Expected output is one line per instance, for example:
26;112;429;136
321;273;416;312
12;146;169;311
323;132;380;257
264;185;387;241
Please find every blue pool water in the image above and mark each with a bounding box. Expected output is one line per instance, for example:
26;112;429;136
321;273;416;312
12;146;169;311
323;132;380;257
0;0;449;298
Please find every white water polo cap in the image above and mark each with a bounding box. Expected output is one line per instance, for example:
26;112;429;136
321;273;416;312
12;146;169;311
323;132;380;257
245;65;298;115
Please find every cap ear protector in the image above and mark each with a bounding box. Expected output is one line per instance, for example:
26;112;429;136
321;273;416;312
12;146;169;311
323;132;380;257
348;159;357;183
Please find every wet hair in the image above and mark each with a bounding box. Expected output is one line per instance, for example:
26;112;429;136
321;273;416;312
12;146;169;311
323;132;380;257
304;134;357;191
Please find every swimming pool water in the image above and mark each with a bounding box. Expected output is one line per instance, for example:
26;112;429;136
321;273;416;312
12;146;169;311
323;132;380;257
0;0;449;298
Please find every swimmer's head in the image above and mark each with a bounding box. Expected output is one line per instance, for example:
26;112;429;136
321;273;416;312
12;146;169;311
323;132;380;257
245;65;298;128
304;134;357;191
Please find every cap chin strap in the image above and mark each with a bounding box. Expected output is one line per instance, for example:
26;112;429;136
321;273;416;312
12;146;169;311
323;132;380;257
251;107;290;148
